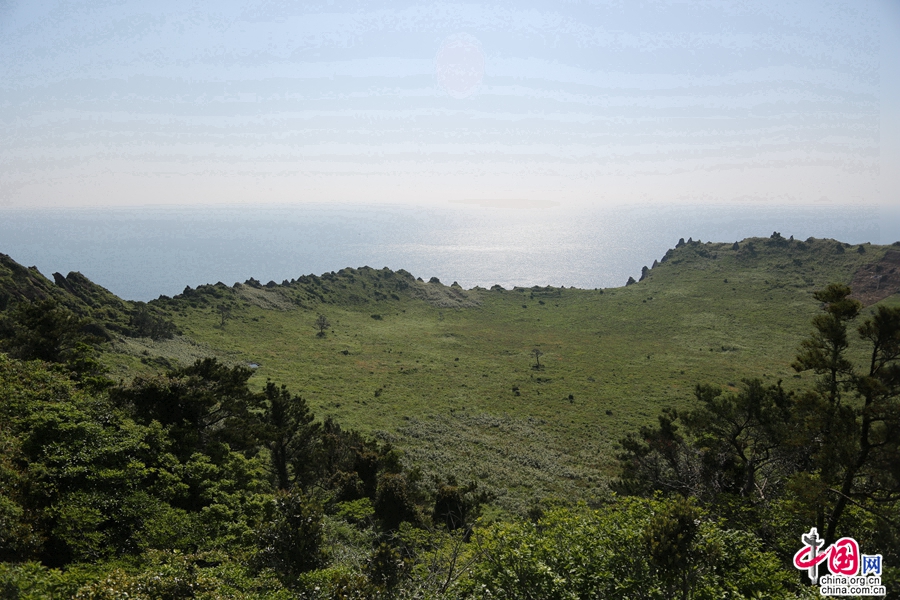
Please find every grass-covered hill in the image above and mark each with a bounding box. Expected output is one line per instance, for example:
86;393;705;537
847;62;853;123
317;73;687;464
5;233;898;513
0;253;173;341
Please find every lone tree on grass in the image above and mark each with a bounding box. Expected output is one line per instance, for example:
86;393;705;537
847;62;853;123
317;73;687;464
531;348;544;369
314;314;331;337
217;303;232;327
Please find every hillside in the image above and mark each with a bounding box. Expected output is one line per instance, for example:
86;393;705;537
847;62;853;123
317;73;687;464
3;234;899;512
0;252;172;341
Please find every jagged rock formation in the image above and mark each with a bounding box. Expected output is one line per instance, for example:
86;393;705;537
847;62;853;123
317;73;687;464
409;276;481;308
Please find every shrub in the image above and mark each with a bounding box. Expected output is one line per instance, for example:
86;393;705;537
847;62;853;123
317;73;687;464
463;497;804;600
255;490;326;584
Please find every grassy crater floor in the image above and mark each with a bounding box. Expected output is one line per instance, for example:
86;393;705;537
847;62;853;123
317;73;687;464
101;236;900;513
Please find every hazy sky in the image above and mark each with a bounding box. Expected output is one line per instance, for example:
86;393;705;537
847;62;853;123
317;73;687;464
1;0;899;209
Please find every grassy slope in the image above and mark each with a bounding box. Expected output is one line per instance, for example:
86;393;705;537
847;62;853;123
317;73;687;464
102;236;900;513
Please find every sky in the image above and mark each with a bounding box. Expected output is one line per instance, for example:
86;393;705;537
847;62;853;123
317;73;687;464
1;0;899;210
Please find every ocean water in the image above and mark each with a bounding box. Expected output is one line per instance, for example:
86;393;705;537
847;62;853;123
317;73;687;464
0;203;896;302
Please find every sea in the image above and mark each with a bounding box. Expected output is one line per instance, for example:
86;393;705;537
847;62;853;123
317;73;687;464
0;202;897;302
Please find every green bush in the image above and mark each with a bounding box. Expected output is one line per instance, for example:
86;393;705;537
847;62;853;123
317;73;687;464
463;497;808;600
255;490;327;584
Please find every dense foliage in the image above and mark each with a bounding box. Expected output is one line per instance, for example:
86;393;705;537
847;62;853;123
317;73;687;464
464;498;808;600
0;348;483;597
616;283;900;592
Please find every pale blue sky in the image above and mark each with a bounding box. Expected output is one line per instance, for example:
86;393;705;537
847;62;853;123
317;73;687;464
1;0;898;209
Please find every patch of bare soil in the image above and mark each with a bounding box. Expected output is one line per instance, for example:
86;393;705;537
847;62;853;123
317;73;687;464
409;280;481;308
850;250;900;306
235;285;295;310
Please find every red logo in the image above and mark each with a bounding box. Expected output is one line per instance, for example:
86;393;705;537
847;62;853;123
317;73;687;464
793;528;860;578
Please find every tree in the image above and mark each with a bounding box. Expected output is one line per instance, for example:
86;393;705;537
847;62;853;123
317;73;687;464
616;380;799;508
643;496;702;600
433;484;467;532
314;314;330;337
261;381;320;491
0;299;91;363
129;302;176;339
112;358;263;461
790;285;900;545
530;348;543;369
683;379;797;502
615;407;700;498
374;473;419;530
0;300;110;389
432;477;490;533
216;303;231;328
792;283;861;405
255;489;326;582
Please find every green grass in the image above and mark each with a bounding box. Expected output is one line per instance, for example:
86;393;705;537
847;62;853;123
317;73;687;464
100;236;900;512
